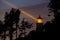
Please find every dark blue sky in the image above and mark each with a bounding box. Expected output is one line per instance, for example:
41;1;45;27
0;0;49;9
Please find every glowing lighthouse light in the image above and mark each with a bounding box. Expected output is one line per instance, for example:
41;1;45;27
36;16;43;23
36;19;43;23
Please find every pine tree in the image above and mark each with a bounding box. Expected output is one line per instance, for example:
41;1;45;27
19;18;33;37
9;8;21;40
48;0;60;32
0;20;3;34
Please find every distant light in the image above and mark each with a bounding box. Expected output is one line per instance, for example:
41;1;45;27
36;16;43;23
36;18;43;23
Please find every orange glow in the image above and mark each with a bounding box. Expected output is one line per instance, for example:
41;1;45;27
36;19;43;23
20;9;36;21
1;0;37;21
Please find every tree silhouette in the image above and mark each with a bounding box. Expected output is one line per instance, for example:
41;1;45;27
3;12;10;40
8;8;20;40
0;8;21;40
0;8;34;40
14;9;20;39
0;20;3;34
48;0;60;32
43;21;53;32
19;18;33;37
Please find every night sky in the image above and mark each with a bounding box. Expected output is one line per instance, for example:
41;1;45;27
0;0;49;9
0;0;53;23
